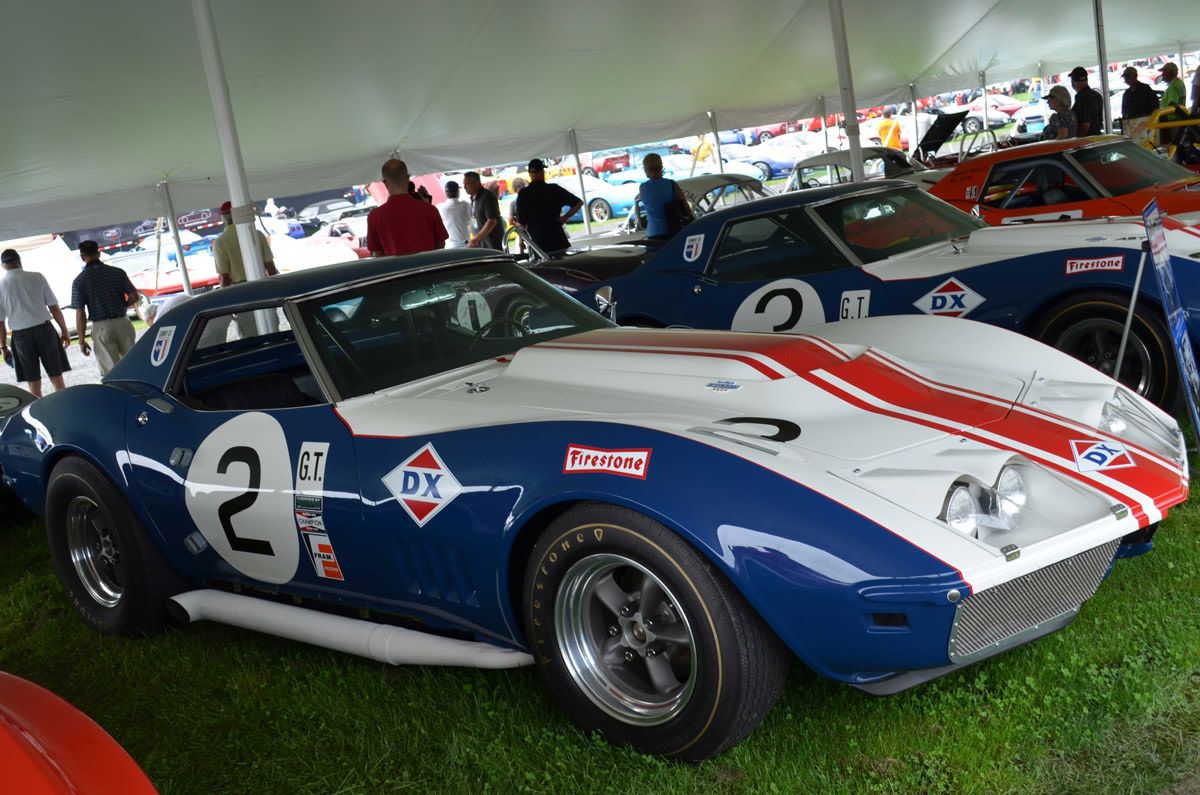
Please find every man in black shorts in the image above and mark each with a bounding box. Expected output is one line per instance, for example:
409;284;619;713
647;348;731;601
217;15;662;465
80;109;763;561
0;249;72;397
514;159;583;254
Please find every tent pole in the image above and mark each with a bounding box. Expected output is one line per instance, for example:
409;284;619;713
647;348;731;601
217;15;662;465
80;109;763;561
568;128;592;236
1093;0;1113;134
980;71;988;134
828;0;864;182
191;0;266;285
909;83;919;154
708;111;725;174
820;96;829;152
157;181;194;296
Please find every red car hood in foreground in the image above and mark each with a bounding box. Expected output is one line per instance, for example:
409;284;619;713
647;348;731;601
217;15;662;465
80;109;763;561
0;671;156;794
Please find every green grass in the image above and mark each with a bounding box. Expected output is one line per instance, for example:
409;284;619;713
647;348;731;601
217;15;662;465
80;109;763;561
2;491;1199;793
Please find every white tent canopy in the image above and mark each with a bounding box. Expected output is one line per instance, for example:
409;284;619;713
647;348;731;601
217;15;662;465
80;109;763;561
2;0;1196;238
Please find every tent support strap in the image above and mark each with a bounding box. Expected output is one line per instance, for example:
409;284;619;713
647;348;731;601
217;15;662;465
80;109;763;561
568;128;592;236
157;181;194;295
828;0;864;182
191;0;266;284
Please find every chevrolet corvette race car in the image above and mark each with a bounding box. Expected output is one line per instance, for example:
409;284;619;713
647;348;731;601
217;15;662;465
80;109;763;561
0;252;1188;760
530;180;1200;407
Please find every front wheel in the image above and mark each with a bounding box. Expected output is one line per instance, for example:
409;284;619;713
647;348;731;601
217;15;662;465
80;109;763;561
758;131;774;142
524;503;790;760
582;167;597;177
753;161;772;181
1032;293;1177;407
589;198;613;222
45;456;188;635
963;116;983;134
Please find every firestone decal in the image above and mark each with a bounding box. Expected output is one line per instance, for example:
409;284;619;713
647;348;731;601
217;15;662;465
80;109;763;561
564;444;651;479
151;325;175;367
382;443;463;526
682;234;705;262
913;278;984;318
1070;439;1136;473
1065;255;1124;275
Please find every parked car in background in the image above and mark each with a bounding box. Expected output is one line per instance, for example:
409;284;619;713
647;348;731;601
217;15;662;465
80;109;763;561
578;149;631;178
724;132;828;180
133;228;213;261
939;94;1023;133
742;121;797;144
784;146;947;191
605;153;762;185
929;136;1200;224
298;198;357;225
501;175;641;225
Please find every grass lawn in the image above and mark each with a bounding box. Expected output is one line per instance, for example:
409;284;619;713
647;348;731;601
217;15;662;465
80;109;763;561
2;480;1199;794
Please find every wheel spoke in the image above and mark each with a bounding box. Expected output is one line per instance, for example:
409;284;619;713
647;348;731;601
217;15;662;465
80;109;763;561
591;572;630;615
1091;328;1109;357
600;635;627;665
652;621;690;645
638;572;664;617
644;652;682;696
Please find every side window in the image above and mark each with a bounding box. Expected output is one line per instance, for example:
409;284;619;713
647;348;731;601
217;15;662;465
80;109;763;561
710;210;847;283
177;305;324;411
982;161;1093;209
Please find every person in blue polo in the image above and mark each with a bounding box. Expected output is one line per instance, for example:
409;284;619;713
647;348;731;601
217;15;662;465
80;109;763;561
70;240;140;375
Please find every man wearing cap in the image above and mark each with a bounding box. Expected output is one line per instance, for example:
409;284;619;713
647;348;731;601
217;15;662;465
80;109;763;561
436;181;471;249
1068;67;1103;137
366;159;448;257
0;249;72;397
513;159;583;255
463;171;506;250
1042;85;1078;141
1158;62;1188;147
70;240;140;376
1121;67;1160;122
214;200;278;286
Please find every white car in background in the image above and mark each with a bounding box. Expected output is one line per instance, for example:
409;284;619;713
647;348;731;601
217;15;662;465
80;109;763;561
783;146;948;192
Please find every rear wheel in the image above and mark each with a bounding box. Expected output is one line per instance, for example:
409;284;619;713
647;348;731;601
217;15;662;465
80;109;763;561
582;167;598;178
753;161;772;181
524;503;790;761
963;116;983;134
758;131;775;142
589;199;613;222
1032;293;1177;407
45;457;188;635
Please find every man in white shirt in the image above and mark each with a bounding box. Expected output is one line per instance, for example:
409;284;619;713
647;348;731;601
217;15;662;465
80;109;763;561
0;249;73;397
436;181;472;248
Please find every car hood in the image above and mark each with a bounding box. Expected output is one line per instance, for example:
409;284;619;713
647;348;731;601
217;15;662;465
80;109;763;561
336;327;1026;465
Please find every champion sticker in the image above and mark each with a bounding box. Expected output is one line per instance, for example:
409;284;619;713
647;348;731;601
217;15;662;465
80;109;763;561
1070;439;1136;473
682;234;705;262
303;531;344;580
705;380;742;393
295;511;325;533
382;443;463;526
564;444;650;479
1065;255;1124;275
913;278;985;318
151;325;175;367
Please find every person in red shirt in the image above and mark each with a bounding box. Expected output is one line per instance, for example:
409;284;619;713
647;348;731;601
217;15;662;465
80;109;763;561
366;159;448;256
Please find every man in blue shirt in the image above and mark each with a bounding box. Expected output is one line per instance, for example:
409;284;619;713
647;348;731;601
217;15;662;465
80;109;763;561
638;153;694;243
71;240;140;375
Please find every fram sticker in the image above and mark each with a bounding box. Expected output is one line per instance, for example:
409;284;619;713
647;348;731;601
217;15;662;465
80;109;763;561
382;443;463;526
1070;439;1136;473
682;234;705;262
1065;255;1124;275
913;278;984;318
564;445;651;479
303;531;344;580
151;326;175;367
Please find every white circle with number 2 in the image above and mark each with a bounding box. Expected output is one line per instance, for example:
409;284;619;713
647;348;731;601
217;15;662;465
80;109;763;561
184;412;298;584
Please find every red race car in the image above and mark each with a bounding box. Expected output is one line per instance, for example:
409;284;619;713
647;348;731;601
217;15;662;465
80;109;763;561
1;671;156;793
929;136;1200;224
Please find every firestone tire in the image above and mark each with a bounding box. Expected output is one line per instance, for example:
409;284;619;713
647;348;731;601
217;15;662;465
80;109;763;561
45;456;189;636
1032;292;1177;408
524;503;790;761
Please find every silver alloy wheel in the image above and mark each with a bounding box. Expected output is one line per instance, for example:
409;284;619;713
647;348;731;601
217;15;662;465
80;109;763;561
65;495;124;608
555;553;697;726
1055;316;1153;395
590;199;612;222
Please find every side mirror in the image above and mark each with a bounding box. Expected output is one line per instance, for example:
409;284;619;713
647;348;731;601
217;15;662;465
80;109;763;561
594;286;616;320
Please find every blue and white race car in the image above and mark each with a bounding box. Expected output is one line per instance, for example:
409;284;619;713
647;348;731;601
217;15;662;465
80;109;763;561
531;180;1200;407
0;251;1188;760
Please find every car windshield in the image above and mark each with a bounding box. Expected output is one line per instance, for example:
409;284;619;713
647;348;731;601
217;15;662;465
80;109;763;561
294;259;612;399
813;187;985;264
1070;141;1194;195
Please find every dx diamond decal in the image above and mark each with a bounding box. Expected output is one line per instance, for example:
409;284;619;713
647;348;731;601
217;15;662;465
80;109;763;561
1070;439;1135;473
383;443;463;526
913;278;984;318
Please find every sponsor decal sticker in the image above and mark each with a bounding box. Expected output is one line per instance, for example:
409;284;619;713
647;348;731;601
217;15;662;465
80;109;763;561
295;511;326;533
839;289;871;320
294;494;323;513
913;278;985;318
303;531;344;580
564;444;651;479
296;442;329;494
705;380;742;393
965;185;978;200
151;325;175;367
383;443;463;526
1070;439;1136;473
682;234;705;262
1065;254;1124;275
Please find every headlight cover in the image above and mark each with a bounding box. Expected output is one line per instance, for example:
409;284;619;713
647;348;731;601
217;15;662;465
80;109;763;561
1099;387;1185;466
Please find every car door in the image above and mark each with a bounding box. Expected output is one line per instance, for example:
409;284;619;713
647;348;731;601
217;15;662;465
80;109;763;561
124;304;364;594
976;158;1104;224
681;206;889;332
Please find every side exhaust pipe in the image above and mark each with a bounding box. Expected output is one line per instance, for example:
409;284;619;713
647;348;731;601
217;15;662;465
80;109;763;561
168;589;533;669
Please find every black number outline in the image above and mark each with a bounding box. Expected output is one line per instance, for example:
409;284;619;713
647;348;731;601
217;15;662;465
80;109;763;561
217;446;274;556
754;287;804;332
